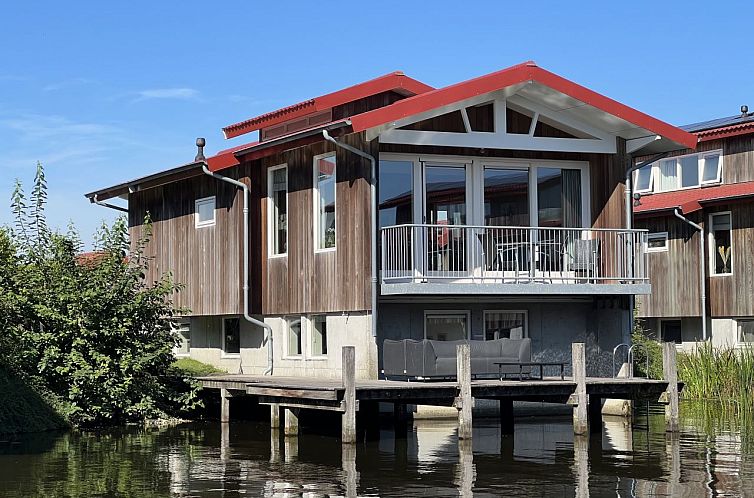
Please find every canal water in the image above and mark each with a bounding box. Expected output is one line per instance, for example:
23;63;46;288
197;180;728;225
1;403;753;497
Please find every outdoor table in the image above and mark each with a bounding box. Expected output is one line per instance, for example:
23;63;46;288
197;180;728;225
494;361;566;381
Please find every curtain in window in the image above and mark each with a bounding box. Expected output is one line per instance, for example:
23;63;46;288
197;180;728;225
659;159;677;191
561;169;582;228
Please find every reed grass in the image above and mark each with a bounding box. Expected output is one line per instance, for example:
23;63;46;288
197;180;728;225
678;342;754;406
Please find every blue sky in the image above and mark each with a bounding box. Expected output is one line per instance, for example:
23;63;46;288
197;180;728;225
2;1;753;243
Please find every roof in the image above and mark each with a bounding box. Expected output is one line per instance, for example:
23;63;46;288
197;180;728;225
348;61;698;150
684;113;754;142
222;72;434;139
634;181;754;215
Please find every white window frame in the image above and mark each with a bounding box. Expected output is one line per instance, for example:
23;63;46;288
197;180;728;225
633;164;654;194
423;310;471;340
646;232;669;253
195;196;216;228
309;315;329;359
267;163;288;258
708;211;733;276
221;317;241;358
700;152;723;185
284;316;304;359
313;152;337;252
173;319;191;357
483;310;528;340
647;150;723;194
736;319;754;345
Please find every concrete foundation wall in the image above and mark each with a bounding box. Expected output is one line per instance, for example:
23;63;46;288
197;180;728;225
377;299;629;377
640;316;742;351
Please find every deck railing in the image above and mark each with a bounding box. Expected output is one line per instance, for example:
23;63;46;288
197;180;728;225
380;224;649;286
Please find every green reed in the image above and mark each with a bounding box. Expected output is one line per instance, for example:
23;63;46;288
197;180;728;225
678;342;754;406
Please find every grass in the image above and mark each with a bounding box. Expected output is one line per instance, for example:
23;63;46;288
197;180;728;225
678;342;754;406
172;358;223;377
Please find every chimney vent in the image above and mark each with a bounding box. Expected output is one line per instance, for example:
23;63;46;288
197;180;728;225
195;137;206;162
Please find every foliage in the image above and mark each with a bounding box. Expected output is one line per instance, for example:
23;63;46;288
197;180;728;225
678;342;754;406
0;162;201;430
631;317;663;379
173;358;223;377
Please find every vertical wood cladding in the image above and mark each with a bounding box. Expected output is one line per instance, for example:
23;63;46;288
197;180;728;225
634;214;702;318
261;132;373;315
722;135;754;184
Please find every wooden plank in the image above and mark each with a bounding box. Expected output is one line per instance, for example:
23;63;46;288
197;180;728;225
342;346;357;444
456;344;473;440
259;399;353;412
572;343;588;435
246;386;339;400
220;388;231;423
663;342;680;433
284;407;299;437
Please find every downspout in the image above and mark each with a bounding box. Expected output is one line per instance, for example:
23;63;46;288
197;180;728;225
92;194;129;213
673;208;708;341
196;138;274;375
322;130;378;339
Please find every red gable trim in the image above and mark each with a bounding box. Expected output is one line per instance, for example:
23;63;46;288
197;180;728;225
697;121;754;142
222;72;433;139
634;181;754;215
206;142;256;172
349;61;698;150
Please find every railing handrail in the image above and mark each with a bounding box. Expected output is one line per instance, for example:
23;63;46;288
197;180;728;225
380;223;649;234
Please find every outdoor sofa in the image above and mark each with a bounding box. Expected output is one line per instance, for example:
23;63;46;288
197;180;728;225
382;338;532;380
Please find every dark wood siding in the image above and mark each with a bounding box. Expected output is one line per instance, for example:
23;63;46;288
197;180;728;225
722;135;754;184
260;132;373;315
635;214;702;318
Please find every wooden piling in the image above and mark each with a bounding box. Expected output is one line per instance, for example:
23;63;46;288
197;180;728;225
270;404;280;429
499;398;514;436
284;407;299;437
588;395;602;435
220;388;231;423
456;344;473;440
342;346;357;444
572;343;588;435
662;342;679;433
393;403;409;439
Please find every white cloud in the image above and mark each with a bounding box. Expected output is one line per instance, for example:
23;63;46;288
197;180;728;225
42;77;97;93
134;87;199;102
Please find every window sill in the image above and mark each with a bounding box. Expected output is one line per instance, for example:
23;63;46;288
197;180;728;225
711;273;733;277
314;247;337;254
308;356;329;361
283;356;304;360
221;353;241;359
268;253;288;259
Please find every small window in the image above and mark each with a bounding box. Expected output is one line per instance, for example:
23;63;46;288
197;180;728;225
679;155;699;188
223;317;240;355
484;311;527;340
701;154;722;184
195;196;216;228
661;320;682;344
424;311;469;341
314;153;336;250
738;320;754;343
287;317;303;357
268;165;288;256
174;320;190;356
710;212;732;275
311;315;328;356
634;164;653;193
647;232;668;253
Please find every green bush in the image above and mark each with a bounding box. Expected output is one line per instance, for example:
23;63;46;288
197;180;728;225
172;358;223;377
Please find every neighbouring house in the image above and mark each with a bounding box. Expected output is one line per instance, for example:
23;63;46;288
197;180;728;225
633;108;754;349
86;61;696;378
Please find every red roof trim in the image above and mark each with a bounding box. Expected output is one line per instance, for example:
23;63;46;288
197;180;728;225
222;72;433;139
206;142;257;172
349;61;698;150
697;121;754;142
634;181;754;215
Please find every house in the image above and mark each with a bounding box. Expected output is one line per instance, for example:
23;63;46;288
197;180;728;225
86;61;696;378
633;108;754;348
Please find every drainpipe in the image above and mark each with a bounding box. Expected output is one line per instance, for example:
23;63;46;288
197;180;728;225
322;130;378;339
673;208;707;341
197;138;274;375
92;194;129;213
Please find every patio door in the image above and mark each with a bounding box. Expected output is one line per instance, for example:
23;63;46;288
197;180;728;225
420;162;471;276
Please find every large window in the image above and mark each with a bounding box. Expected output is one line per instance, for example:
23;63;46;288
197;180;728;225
379;160;413;228
268;164;287;256
311;315;328;357
738;320;754;343
425;164;467;226
643;151;723;193
424;311;469;341
484;311;527;340
483;167;529;226
537;167;582;228
287;317;303;357
223;318;240;355
314;153;337;250
195;196;216;228
710;212;733;275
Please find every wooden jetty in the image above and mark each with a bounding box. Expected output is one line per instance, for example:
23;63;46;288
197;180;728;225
198;342;681;444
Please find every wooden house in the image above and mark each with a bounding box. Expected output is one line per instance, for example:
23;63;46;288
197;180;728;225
633;109;754;348
86;61;696;377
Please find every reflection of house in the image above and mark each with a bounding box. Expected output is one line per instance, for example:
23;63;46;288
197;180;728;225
86;62;696;377
634;110;754;348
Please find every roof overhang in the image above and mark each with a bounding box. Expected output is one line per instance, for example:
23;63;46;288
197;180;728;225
85;161;203;202
634;180;754;216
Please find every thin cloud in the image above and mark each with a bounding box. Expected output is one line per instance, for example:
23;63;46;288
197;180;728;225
133;87;200;102
42;78;97;93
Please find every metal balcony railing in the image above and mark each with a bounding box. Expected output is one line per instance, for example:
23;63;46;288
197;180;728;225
380;224;649;286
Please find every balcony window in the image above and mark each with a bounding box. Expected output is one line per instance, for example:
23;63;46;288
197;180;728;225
379;160;413;228
314;153;337;250
424;311;469;341
268;164;287;256
484;311;527;340
483;168;529;227
710;212;732;275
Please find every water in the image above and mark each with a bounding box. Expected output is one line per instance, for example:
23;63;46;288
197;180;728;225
1;404;753;497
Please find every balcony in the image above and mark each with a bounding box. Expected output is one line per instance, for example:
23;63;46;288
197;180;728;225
380;224;650;295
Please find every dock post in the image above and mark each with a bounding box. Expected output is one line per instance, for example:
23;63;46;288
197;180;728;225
284;408;299;437
499;398;514;436
456;343;473;440
270;404;280;429
662;342;679;433
393;403;409;439
588;395;602;435
220;388;231;423
572;343;588;435
342;346;357;444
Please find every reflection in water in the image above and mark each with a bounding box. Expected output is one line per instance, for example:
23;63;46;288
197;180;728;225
1;404;754;496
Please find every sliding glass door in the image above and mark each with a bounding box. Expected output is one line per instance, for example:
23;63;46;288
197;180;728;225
423;163;469;274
